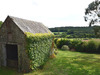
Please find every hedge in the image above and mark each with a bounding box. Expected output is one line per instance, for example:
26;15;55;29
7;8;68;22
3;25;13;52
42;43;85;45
25;32;54;70
54;38;100;53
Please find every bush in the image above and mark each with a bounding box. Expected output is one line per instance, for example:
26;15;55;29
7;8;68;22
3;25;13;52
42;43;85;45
56;38;67;48
75;40;99;53
97;44;100;53
87;40;98;53
77;40;100;53
61;45;69;50
75;41;84;52
54;38;57;44
81;42;88;52
65;40;72;47
54;38;100;53
70;40;83;50
25;32;54;70
55;38;72;49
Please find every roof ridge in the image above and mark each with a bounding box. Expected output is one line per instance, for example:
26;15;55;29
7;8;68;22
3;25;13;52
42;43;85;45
9;15;41;23
6;15;51;33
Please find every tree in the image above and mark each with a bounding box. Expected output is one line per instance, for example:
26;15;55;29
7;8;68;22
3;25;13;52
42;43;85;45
84;0;100;37
60;32;67;38
84;0;100;27
0;21;3;27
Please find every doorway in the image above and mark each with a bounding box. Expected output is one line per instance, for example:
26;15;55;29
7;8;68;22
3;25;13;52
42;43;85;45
6;44;18;68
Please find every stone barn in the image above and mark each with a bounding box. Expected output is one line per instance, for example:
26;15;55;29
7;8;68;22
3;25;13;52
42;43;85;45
0;16;53;72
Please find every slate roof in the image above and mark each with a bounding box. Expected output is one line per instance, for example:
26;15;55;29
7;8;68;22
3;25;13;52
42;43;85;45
8;16;51;33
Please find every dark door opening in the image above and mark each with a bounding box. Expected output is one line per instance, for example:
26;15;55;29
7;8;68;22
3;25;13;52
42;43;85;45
6;44;18;68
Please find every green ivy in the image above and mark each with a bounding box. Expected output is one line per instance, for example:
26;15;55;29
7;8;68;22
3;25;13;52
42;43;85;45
25;32;54;70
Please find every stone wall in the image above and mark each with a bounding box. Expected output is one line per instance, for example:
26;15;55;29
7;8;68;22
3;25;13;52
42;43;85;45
0;17;30;72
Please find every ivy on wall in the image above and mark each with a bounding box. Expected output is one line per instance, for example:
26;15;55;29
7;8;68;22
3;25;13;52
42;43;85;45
25;32;54;70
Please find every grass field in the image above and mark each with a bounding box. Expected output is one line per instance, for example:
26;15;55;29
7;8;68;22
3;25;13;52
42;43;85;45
1;50;100;75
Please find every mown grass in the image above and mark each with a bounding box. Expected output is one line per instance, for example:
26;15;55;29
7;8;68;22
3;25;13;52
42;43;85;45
1;50;100;75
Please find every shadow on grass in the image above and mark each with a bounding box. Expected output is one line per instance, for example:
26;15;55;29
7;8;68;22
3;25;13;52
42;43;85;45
0;67;23;75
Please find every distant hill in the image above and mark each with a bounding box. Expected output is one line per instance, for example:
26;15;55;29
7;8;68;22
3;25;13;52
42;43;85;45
49;27;93;32
49;27;95;38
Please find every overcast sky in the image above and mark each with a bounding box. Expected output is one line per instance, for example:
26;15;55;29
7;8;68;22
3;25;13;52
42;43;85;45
0;0;95;28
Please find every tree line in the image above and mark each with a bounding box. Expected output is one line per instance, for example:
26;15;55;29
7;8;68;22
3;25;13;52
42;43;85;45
49;27;96;38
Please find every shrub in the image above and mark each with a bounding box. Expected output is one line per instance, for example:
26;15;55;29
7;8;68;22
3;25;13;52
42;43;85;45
75;41;84;52
75;40;99;53
54;38;57;44
65;40;72;48
70;40;83;50
55;38;72;49
97;44;100;53
61;45;69;50
80;40;100;53
81;42;88;52
54;38;100;53
87;40;98;53
25;32;54;70
56;38;67;48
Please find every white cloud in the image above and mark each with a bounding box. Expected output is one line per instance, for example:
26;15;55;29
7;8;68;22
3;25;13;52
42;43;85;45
0;0;95;27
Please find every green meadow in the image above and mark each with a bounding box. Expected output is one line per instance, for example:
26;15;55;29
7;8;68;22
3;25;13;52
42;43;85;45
1;50;100;75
